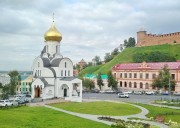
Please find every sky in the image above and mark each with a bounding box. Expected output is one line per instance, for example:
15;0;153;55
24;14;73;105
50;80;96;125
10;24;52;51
0;0;180;71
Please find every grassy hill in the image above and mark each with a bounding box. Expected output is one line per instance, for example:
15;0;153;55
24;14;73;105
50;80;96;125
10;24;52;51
79;44;180;76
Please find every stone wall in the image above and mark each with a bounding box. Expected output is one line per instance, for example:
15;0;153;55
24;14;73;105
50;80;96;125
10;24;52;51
136;31;180;47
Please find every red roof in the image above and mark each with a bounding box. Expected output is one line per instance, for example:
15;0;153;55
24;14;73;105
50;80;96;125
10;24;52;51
112;62;180;70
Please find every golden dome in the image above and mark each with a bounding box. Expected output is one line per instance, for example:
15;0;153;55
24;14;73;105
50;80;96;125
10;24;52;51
44;22;62;42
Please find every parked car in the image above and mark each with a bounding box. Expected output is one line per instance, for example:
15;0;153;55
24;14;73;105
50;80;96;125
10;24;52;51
104;89;115;94
9;100;19;106
134;91;143;95
173;92;180;96
0;100;13;106
123;91;133;94
161;91;169;95
91;89;100;93
25;94;32;102
118;93;129;98
145;91;155;95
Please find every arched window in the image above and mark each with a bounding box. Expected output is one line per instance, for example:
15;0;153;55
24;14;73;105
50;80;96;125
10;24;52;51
124;81;127;87
140;82;143;88
134;82;137;88
61;70;63;76
65;70;66;76
68;70;70;76
56;46;58;52
120;81;122;87
65;62;67;68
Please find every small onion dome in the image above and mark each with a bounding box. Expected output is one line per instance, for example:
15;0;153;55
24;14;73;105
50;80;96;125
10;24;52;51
44;22;62;42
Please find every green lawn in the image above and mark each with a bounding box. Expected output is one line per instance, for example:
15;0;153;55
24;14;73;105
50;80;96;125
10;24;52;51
51;101;141;116
136;104;180;123
0;106;110;128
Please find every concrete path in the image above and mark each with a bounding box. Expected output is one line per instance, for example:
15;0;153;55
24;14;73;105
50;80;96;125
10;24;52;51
43;100;169;128
148;103;180;109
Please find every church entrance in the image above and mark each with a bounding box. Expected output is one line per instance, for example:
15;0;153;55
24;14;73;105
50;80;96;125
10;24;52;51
64;88;67;97
35;86;40;98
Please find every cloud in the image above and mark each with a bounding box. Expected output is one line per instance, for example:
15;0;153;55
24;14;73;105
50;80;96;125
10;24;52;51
0;0;180;71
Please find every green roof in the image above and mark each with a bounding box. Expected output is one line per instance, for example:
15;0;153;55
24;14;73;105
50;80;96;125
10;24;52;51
84;74;108;79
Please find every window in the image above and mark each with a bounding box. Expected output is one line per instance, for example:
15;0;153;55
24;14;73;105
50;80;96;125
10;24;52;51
171;74;175;80
114;73;116;78
152;74;156;79
145;83;149;89
140;73;143;79
65;70;66;76
65;62;67;68
56;46;58;52
134;82;137;88
120;81;122;87
68;70;70;76
134;73;137;78
124;82;127;87
61;70;63;76
38;62;40;67
26;88;27;91
129;82;132;88
120;73;122;78
145;73;149;79
129;73;132;78
140;82;143;88
124;73;127;78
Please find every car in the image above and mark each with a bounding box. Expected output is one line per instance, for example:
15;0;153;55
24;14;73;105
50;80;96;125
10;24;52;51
134;91;143;95
145;91;155;95
104;89;115;94
118;93;129;98
123;91;133;94
91;89;100;93
0;100;13;106
173;92;180;96
9;100;19;106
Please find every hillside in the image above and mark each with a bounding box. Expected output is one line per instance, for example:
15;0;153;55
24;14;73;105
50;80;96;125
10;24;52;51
79;44;180;76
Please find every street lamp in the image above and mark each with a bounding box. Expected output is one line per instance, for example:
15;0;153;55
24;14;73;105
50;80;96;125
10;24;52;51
169;78;171;101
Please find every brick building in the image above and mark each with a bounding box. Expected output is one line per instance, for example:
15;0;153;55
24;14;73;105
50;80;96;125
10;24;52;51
112;62;180;92
137;30;180;47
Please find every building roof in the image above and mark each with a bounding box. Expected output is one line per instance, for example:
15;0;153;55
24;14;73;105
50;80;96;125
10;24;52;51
112;62;180;70
60;77;77;81
84;74;108;79
51;58;63;67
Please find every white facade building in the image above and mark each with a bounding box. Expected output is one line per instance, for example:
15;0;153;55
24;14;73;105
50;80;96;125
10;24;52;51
31;20;82;102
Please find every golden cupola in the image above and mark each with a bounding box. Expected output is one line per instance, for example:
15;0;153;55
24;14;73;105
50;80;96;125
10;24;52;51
44;21;62;42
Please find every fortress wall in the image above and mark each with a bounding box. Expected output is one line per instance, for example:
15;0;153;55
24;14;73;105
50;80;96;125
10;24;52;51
137;31;180;47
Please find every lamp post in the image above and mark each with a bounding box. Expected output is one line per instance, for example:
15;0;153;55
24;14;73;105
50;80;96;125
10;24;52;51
169;78;171;101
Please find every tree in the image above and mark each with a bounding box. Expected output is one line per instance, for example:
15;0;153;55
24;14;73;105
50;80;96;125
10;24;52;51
0;82;2;88
8;70;21;95
111;48;119;57
1;84;10;99
107;71;118;90
152;65;176;90
97;72;104;90
104;53;113;63
124;37;136;48
94;56;101;65
82;79;95;90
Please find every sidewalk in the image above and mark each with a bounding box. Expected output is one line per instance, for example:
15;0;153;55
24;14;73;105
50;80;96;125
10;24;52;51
148;103;180;109
43;100;169;128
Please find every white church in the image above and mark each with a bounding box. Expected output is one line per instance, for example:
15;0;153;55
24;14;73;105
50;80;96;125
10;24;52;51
31;19;82;102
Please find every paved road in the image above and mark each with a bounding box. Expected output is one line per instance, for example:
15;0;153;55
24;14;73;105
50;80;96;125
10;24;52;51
83;93;180;104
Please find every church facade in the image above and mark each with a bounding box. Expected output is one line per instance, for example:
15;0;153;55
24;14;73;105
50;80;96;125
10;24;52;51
31;20;82;102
